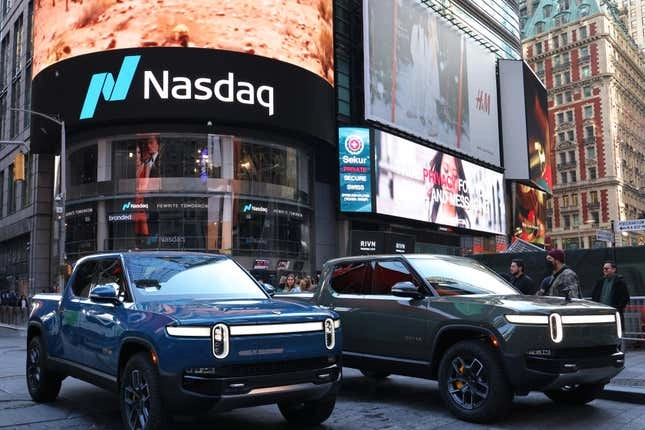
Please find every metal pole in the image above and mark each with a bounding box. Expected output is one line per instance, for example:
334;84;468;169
59;121;67;288
610;219;616;262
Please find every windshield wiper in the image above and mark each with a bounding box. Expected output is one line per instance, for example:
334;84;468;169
134;279;161;289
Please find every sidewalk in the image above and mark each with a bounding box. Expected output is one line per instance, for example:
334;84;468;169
2;322;643;403
601;342;645;403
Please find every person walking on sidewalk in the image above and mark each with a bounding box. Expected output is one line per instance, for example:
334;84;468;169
592;261;630;327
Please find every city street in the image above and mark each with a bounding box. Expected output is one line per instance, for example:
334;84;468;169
2;331;644;429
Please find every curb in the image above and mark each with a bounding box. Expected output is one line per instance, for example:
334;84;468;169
600;385;645;404
0;323;27;336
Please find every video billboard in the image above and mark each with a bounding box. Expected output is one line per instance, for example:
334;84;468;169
499;60;553;193
374;131;505;235
33;0;334;85
338;127;372;212
512;183;547;246
363;0;500;166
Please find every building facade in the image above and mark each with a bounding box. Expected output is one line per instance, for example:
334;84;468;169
2;0;581;297
521;0;645;249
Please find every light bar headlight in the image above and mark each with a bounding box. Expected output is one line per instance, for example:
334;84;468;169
549;313;563;343
166;326;211;337
505;314;549;325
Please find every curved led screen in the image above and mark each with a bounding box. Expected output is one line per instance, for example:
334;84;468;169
33;0;334;85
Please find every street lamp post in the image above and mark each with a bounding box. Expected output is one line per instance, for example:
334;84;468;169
10;108;66;287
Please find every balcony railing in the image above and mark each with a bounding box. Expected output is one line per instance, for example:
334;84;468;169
557;140;576;149
552;61;571;72
584;136;596;145
557;161;577;170
587;202;600;210
579;54;591;63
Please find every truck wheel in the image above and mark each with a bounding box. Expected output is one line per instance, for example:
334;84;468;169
120;353;168;430
26;336;63;402
544;383;604;404
438;340;512;423
360;369;391;379
278;392;336;426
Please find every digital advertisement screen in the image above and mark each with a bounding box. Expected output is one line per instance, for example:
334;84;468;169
374;131;505;235
33;0;334;85
513;183;547;246
363;0;500;166
339;127;372;212
524;62;553;194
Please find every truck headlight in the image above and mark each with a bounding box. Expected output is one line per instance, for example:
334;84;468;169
212;323;230;359
324;318;336;350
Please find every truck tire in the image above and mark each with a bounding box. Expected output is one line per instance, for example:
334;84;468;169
278;391;336;426
438;340;512;423
544;383;604;404
120;352;168;430
26;336;63;402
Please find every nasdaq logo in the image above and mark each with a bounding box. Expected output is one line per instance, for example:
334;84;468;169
80;55;141;119
243;203;253;212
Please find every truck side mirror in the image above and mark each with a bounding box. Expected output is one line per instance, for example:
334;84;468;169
391;281;424;300
90;283;121;305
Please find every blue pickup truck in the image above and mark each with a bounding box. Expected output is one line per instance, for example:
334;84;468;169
26;252;342;429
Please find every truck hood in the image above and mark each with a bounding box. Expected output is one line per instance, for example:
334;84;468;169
433;294;617;316
135;298;335;326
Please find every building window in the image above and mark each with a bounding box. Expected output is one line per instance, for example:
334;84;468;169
0;171;4;218
13;15;23;76
10;79;20;136
563;195;569;207
543;4;553;17
555;74;562;86
535;41;542;54
586;146;595;159
556;93;563;105
535;24;544;36
557;112;564;124
570;171;576;182
565;90;572;102
564;71;570;83
561;172;568;184
566;110;573;122
571;194;578;206
572;213;579;227
559;152;567;164
1;35;9;89
553;36;560;49
567;130;574;141
579;25;588;38
568;150;575;162
590;190;598;203
581;65;591;78
591;211;599;224
535;60;544;73
584;105;593;118
580;46;589;59
585;125;594;137
564;214;571;230
0;93;5;139
588;167;596;179
583;86;592;97
561;32;568;45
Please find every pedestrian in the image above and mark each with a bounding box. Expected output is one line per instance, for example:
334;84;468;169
591;261;630;326
509;258;538;295
19;294;29;321
539;249;582;300
283;273;300;293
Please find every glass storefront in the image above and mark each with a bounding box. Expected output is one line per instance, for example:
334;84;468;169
65;132;313;270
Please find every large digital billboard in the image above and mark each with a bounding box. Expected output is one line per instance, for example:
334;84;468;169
363;0;500;166
374;131;505;235
512;183;547;246
338;127;372;212
33;0;334;85
499;60;553;193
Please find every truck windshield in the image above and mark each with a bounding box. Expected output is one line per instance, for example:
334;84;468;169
407;256;519;296
124;254;267;300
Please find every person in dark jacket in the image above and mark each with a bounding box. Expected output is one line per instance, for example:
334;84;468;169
592;261;630;326
509;258;538;295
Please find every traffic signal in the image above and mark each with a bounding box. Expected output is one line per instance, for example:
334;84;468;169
14;153;25;181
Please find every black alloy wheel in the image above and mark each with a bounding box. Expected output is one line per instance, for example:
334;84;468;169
120;353;167;430
26;336;62;402
438;340;512;423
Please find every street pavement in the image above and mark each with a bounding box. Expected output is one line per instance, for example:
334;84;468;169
1;323;644;429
